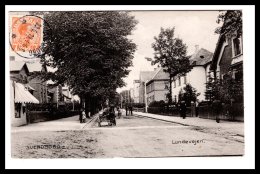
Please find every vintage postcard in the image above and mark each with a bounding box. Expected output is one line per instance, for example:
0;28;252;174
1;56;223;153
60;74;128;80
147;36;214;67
5;5;255;169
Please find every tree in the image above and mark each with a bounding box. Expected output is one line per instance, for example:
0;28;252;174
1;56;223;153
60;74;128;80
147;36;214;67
38;12;137;114
151;27;192;104
205;70;243;104
215;10;242;37
182;84;200;106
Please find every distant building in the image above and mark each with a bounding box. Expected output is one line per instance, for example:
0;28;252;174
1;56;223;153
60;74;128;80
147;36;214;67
129;88;134;103
172;47;213;102
139;71;154;104
26;61;48;103
146;68;170;105
120;90;131;106
133;80;140;103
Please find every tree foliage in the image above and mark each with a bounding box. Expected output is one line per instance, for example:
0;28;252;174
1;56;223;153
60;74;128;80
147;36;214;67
151;27;191;104
38;11;137;102
205;69;243;104
152;27;191;77
215;10;242;37
178;84;200;106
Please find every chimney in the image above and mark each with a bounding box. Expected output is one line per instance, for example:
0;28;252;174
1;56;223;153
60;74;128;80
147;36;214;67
195;45;199;53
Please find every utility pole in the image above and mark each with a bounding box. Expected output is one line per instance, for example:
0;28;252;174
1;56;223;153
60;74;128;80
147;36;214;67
120;94;123;108
144;80;148;113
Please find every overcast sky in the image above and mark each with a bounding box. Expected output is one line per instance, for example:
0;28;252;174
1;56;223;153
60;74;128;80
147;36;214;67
117;11;222;92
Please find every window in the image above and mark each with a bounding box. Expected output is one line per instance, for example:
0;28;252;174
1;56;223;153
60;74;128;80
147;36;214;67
15;103;21;118
233;37;242;56
184;75;187;84
178;76;181;86
164;82;169;89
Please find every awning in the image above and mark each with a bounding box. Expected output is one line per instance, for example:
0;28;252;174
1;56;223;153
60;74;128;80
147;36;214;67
14;82;39;104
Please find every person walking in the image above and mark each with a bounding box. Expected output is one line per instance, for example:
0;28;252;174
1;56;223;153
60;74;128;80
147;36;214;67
212;100;222;123
129;105;133;116
179;100;187;119
79;108;83;123
117;106;122;118
82;109;86;123
125;104;128;116
195;100;199;117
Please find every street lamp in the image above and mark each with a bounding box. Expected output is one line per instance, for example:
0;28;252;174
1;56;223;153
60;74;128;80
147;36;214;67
144;80;149;113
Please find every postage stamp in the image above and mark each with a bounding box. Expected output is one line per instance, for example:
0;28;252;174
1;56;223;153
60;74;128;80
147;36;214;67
10;15;43;59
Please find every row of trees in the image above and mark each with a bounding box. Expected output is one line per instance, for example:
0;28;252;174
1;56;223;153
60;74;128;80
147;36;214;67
34;11;138;115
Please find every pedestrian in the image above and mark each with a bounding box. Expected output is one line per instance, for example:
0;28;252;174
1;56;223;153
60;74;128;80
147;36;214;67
212;100;222;123
125;105;128;116
109;106;116;126
129;105;133;116
179;100;187;119
82;109;86;123
117;106;122;118
79;108;83;123
195;100;199;117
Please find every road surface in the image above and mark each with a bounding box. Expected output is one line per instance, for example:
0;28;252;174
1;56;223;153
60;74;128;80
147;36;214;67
11;114;244;158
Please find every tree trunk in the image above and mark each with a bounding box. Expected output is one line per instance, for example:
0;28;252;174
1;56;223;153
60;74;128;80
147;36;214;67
169;75;173;104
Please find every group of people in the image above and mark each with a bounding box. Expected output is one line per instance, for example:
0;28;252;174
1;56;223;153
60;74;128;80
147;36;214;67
125;105;133;116
178;100;199;119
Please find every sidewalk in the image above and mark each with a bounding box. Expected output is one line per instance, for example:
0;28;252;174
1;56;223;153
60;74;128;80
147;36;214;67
11;115;95;132
134;112;244;137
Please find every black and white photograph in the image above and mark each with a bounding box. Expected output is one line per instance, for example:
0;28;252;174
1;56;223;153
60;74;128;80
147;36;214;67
5;5;255;169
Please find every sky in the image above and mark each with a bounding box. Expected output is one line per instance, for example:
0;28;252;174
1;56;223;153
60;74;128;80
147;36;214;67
117;11;222;92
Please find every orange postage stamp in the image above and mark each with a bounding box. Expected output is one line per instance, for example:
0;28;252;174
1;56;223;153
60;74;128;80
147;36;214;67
10;15;43;58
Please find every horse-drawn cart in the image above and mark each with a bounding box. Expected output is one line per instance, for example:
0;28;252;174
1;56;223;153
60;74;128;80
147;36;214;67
97;108;116;127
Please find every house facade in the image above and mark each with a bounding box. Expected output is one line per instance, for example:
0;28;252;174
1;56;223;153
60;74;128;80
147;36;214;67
145;68;170;105
133;80;140;103
139;71;154;104
26;61;49;103
210;32;243;81
10;61;39;126
171;48;213;102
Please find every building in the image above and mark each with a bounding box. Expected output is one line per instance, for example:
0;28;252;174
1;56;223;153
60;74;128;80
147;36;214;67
133;80;140;103
120;90;131;106
10;61;39;126
210;32;243;81
46;80;63;104
26;61;49;103
172;47;213;102
129;88;134;103
146;68;170;105
139;71;154;104
10;61;29;84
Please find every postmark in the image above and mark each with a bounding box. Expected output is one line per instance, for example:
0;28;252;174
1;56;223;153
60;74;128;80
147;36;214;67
10;15;45;59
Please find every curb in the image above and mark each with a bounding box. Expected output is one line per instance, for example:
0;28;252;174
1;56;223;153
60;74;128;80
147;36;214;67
134;113;191;126
82;114;99;129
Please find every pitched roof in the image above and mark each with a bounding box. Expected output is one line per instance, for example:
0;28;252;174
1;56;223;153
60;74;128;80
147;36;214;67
150;67;169;81
210;34;226;70
26;61;45;72
139;71;154;82
189;48;213;66
10;61;26;71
